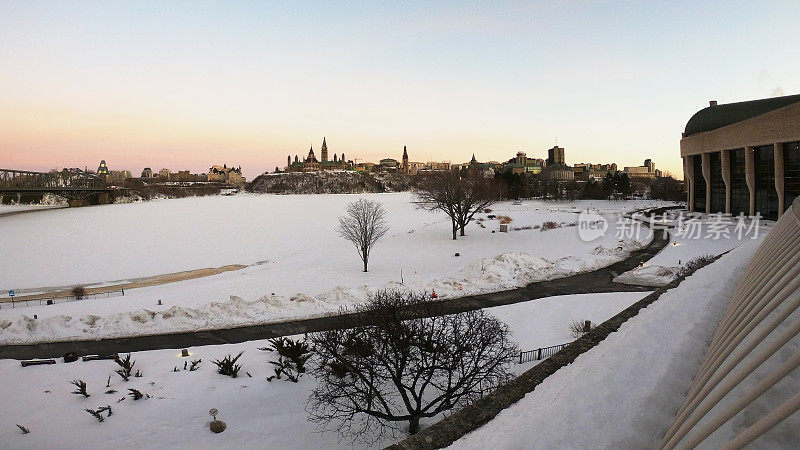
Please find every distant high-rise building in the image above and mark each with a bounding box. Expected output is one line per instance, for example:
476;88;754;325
402;146;409;173
547;146;566;166
141;167;154;178
321;137;328;161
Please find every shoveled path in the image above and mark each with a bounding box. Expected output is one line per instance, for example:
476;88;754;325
0;226;669;360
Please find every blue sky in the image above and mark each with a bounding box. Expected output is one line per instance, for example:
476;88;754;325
1;1;798;178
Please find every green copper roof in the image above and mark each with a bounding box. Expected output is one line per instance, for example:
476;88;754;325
684;94;800;136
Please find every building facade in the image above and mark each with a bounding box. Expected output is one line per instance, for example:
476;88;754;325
624;159;662;179
96;160;109;179
546;146;566;166
681;94;800;220
208;164;246;185
107;170;132;183
573;162;617;180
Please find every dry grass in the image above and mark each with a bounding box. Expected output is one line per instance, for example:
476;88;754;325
540;221;561;231
496;215;513;224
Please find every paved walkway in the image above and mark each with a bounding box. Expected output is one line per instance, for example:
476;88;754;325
0;225;669;360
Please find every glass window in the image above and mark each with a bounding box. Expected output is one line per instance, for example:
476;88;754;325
709;152;725;213
754;145;778;220
730;149;748;216
784;142;800;210
693;154;705;212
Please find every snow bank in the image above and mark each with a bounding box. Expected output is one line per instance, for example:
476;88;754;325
0;291;359;344
451;237;763;449
431;240;645;298
614;264;680;287
0;240;646;345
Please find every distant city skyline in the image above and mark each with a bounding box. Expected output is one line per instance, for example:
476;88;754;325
2;1;799;181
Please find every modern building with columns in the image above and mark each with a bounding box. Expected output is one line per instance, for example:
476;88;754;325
681;94;800;220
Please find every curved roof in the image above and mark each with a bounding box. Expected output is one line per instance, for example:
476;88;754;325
684;94;800;136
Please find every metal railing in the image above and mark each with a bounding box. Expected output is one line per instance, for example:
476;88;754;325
659;196;800;449
0;168;106;190
1;289;126;309
517;342;570;364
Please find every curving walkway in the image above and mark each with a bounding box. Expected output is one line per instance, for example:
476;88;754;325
0;224;670;360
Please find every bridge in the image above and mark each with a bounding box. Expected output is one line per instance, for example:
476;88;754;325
0;168;126;206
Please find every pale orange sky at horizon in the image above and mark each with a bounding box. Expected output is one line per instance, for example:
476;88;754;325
2;1;798;180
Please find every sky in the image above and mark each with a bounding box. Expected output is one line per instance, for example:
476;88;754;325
1;1;799;180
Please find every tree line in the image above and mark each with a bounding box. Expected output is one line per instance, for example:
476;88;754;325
495;170;685;202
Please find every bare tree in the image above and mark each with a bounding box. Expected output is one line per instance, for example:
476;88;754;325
415;171;498;239
307;290;518;443
453;173;499;237
336;199;390;272
414;171;461;239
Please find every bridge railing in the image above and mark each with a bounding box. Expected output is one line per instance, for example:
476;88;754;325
0;169;106;190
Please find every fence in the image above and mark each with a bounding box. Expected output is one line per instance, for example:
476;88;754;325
1;289;126;309
517;342;570;364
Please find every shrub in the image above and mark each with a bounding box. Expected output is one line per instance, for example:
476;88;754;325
261;337;312;382
213;352;244;378
71;285;86;300
189;359;201;371
127;388;143;400
568;320;595;338
114;354;137;381
676;254;715;278
84;405;112;422
17;424;30;434
70;379;90;397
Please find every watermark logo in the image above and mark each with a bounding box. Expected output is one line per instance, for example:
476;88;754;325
577;210;762;243
577;210;608;242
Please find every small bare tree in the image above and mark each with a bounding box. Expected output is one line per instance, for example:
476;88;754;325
307;290;518;443
336;199;390;272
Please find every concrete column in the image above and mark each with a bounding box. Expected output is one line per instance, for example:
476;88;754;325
774;143;785;216
685;156;694;211
721;150;732;214
702;153;712;214
745;146;755;216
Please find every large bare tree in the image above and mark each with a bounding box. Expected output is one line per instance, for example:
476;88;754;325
453;173;499;237
415;171;498;239
307;290;518;443
336;198;390;272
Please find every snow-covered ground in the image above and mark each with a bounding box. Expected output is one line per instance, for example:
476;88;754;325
0;194;673;344
614;211;770;286
0;291;650;450
0;204;64;214
451;237;767;449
